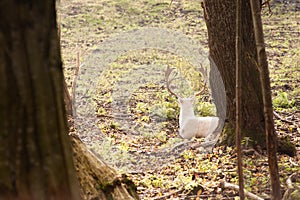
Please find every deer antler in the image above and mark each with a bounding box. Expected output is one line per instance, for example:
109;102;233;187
165;66;206;98
165;66;181;98
194;63;207;96
194;82;206;96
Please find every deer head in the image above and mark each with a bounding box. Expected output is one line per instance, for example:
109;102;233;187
165;66;207;124
165;66;218;139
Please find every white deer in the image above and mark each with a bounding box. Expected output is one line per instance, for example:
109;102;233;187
165;66;219;139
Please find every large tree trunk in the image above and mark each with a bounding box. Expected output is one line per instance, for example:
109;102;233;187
0;1;80;199
203;0;266;147
0;1;140;199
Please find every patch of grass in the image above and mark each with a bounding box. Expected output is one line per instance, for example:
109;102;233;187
109;121;120;130
273;91;295;109
195;101;217;116
150;100;179;120
91;138;133;172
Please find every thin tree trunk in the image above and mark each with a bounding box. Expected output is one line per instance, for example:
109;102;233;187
249;0;281;199
235;0;244;198
0;1;80;199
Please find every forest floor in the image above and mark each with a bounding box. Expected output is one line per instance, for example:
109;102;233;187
58;0;300;199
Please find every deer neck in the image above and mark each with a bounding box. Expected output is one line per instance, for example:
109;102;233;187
179;99;195;126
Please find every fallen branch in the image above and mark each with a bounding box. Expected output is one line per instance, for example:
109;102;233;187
220;181;265;200
289;157;299;167
273;111;294;124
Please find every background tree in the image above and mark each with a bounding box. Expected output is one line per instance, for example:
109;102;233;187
203;0;266;147
204;1;283;198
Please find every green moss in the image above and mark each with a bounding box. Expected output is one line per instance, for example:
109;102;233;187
97;174;140;200
277;136;296;157
218;123;235;146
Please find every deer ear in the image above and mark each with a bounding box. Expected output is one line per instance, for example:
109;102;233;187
178;98;184;104
191;96;196;103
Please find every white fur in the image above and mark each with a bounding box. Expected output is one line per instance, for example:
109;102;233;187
178;97;219;139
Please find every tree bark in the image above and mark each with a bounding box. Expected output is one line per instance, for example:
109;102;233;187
203;0;266;147
249;0;281;198
0;1;80;199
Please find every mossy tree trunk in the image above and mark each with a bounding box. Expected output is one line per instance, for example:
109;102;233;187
71;134;140;200
0;1;80;199
203;0;266;147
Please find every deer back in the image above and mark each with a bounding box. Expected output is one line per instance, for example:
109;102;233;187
179;116;219;139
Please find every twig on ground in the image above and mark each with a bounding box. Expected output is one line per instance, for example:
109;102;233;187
289;157;299;167
286;173;297;189
97;114;115;119
273;111;294;124
242;148;261;157
283;173;300;200
153;186;184;200
220;181;265;200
